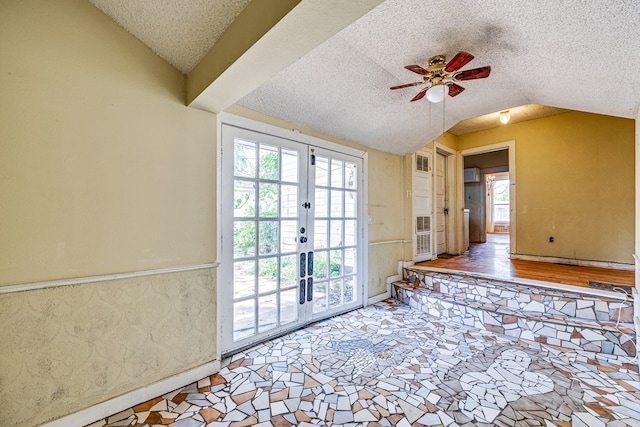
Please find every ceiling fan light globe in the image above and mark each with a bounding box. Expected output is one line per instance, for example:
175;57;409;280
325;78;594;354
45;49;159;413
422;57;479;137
426;85;446;103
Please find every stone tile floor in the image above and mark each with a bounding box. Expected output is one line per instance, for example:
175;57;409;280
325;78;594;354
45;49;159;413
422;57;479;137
89;300;639;427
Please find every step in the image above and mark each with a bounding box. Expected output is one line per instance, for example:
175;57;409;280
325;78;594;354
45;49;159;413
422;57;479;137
393;268;636;357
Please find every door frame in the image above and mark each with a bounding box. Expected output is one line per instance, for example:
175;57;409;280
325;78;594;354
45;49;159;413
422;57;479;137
216;112;369;358
433;143;456;257
459;140;516;256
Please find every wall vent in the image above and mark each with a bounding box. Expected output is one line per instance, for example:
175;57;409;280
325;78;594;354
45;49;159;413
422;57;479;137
415;216;431;256
416;154;429;172
416;233;430;255
416;215;431;233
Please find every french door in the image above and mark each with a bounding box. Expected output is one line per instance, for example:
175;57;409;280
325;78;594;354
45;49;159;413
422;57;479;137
220;124;363;354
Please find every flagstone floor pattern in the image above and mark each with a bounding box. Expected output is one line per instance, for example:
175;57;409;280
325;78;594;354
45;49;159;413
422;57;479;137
89;300;640;427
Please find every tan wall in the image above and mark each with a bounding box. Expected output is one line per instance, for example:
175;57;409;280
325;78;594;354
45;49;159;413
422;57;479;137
226;106;409;297
1;1;218;426
1;0;217;286
458;112;635;264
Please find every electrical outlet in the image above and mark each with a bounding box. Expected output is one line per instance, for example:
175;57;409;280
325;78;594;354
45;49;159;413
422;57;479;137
406;190;412;198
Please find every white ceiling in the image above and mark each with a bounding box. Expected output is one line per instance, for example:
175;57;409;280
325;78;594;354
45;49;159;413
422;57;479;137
91;0;640;155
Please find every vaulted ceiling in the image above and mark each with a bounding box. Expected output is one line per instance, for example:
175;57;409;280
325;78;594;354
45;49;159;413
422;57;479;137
91;0;640;155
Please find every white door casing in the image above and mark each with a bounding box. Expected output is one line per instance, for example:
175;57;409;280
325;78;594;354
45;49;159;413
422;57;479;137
435;152;447;255
219;117;366;355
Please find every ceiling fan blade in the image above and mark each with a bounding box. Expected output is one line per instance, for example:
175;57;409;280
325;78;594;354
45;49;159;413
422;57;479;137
447;83;465;97
390;81;423;90
445;51;474;72
410;88;428;102
454;66;491;81
405;64;429;75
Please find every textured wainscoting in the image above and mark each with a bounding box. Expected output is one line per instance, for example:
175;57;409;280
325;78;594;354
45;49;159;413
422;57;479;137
0;267;217;427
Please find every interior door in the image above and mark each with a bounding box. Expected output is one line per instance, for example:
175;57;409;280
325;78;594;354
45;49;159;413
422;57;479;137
220;124;363;354
435;152;447;255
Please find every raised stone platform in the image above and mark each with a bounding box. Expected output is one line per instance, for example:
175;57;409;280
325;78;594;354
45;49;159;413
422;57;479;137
393;267;636;357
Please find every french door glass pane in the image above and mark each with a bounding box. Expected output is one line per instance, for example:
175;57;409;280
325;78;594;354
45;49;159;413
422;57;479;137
314;220;328;249
232;137;300;342
233;299;254;340
233;260;255;299
316;157;329;186
259;145;279;180
258;294;277;332
313;281;327;313
310;153;359;319
331;159;343;187
226;129;361;349
258;183;278;217
234;180;255;217
234;141;256;178
234;221;256;257
331;190;343;217
315;189;328;217
280;289;298;325
280;220;298;253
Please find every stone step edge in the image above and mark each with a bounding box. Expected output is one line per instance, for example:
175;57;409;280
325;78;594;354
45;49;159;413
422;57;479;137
392;281;635;334
397;271;632;325
403;266;630;301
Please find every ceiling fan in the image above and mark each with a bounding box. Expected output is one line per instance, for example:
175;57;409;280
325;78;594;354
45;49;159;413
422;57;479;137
390;52;491;103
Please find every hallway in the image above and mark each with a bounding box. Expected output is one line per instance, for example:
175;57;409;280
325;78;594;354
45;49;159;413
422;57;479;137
418;234;635;289
88;300;639;427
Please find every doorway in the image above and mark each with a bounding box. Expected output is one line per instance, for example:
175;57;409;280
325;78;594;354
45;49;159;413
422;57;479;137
220;123;365;355
461;141;516;255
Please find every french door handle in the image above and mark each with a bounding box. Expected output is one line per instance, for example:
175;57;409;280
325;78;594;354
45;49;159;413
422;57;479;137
299;253;306;277
299;279;306;304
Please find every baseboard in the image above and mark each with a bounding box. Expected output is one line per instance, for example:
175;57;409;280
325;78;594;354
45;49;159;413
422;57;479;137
40;360;220;427
367;291;390;305
367;274;402;305
510;254;634;271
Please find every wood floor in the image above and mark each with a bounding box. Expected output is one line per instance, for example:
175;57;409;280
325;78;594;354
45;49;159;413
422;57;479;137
416;233;635;289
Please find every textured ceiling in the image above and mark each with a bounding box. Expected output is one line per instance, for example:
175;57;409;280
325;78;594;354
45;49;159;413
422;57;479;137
448;104;570;136
92;0;640;155
90;0;251;73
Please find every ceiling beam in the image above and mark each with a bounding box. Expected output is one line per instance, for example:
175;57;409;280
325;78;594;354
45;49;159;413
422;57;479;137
186;0;385;113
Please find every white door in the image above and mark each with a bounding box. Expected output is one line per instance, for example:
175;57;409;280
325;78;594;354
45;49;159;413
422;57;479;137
413;151;432;262
435;152;447;255
220;125;363;354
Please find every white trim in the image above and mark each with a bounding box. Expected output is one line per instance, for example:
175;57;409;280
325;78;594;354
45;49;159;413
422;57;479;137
367;292;390;305
366;274;400;305
510;253;634;271
217;112;367;159
368;239;411;246
40;360;220;427
460;140;516;255
216;113;369;355
409;265;629;301
0;263;219;294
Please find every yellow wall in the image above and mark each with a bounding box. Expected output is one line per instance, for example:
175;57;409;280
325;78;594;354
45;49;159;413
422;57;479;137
458;112;635;264
1;1;218;425
1;1;217;286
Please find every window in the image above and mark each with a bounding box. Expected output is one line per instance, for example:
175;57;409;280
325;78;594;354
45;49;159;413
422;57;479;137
492;178;510;223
